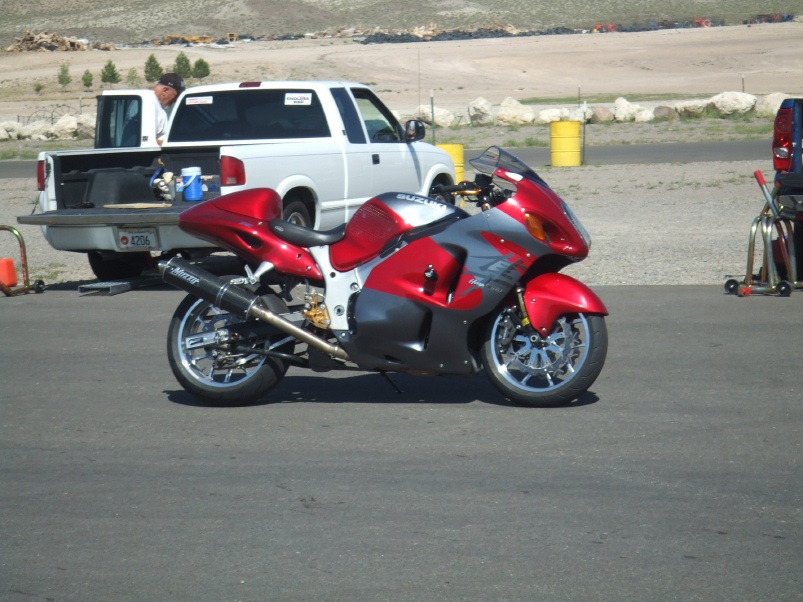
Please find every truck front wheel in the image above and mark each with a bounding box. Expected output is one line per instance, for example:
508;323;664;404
87;251;150;281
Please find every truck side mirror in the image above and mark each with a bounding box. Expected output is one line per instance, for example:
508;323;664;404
404;120;426;142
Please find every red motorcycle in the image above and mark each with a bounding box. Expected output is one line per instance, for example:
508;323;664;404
160;146;608;407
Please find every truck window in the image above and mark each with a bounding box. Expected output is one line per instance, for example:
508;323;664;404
350;88;403;143
95;96;143;148
330;87;367;144
169;89;331;142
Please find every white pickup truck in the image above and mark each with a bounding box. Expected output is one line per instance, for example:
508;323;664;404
19;81;455;280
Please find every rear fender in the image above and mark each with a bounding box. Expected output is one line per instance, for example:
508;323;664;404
522;273;608;335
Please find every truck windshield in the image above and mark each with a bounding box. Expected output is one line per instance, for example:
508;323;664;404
168;89;331;143
95;95;143;148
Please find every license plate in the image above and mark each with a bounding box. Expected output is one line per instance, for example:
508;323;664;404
117;227;157;250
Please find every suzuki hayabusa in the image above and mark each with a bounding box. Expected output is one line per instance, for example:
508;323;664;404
160;146;608;406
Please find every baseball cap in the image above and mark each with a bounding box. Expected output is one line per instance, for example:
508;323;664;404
159;73;186;95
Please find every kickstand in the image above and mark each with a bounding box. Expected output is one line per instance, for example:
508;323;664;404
380;372;403;394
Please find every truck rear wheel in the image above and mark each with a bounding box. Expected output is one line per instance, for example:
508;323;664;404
283;196;312;227
87;251;150;281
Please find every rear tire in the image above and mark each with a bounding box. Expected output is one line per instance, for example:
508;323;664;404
481;305;607;407
166;286;293;406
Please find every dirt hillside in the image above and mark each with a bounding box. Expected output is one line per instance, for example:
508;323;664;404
1;21;802;122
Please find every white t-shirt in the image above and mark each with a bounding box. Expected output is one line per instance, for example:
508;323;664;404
150;90;168;140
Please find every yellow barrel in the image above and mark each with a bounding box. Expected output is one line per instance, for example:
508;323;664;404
550;121;582;167
437;143;464;182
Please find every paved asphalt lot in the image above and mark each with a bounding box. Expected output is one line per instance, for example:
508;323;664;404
1;284;801;601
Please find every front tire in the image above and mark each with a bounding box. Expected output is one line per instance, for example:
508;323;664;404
167;287;293;406
481;305;608;407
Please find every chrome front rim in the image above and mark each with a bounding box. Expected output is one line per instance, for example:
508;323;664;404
491;311;590;393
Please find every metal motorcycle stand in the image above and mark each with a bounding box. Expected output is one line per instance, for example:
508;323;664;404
725;171;803;297
0;225;46;297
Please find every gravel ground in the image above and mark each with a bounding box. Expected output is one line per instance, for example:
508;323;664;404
0;157;772;289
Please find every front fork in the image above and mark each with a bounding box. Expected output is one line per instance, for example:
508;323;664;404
515;285;535;333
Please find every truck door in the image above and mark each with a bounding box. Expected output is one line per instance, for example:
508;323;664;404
340;87;425;196
330;87;378;209
95;93;158;148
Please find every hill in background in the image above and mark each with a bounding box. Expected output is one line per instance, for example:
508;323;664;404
1;0;799;46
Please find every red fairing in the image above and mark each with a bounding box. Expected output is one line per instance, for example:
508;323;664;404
179;188;322;280
363;237;482;309
330;198;414;271
481;231;537;271
496;177;588;260
522;273;608;335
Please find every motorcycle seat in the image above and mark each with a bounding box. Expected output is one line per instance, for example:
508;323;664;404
268;219;346;247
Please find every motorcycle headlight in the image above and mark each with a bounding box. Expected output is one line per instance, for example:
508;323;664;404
561;201;591;248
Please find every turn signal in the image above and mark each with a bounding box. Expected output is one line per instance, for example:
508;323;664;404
524;213;548;242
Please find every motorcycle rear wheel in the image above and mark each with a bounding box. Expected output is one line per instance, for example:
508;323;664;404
167;289;293;406
481;306;607;407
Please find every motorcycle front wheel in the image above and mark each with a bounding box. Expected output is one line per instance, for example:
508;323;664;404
167;290;293;407
481;305;607;407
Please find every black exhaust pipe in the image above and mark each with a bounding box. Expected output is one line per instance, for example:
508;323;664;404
159;257;349;361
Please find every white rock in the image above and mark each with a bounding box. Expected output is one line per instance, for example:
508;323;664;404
675;99;709;117
0;121;22;138
468;97;494;126
415;105;455;128
613;97;643;122
75;113;96;138
567;105;593;123
0;127;9;141
537;108;563;124
754;93;790;117
52;114;79;139
21;121;51;139
496;97;535;126
708;91;756;116
635;109;655;123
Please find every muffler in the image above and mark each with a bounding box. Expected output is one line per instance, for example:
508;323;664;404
159;257;349;361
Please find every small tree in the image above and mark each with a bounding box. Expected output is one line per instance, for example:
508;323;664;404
57;62;72;90
192;58;210;81
126;67;140;87
173;52;192;79
33;82;45;95
144;54;163;83
100;60;121;87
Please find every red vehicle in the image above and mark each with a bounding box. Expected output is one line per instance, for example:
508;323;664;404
160;146;609;407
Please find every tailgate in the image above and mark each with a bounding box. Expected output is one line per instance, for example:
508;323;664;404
18;205;187;227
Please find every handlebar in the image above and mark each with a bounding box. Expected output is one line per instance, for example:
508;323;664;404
431;181;481;195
